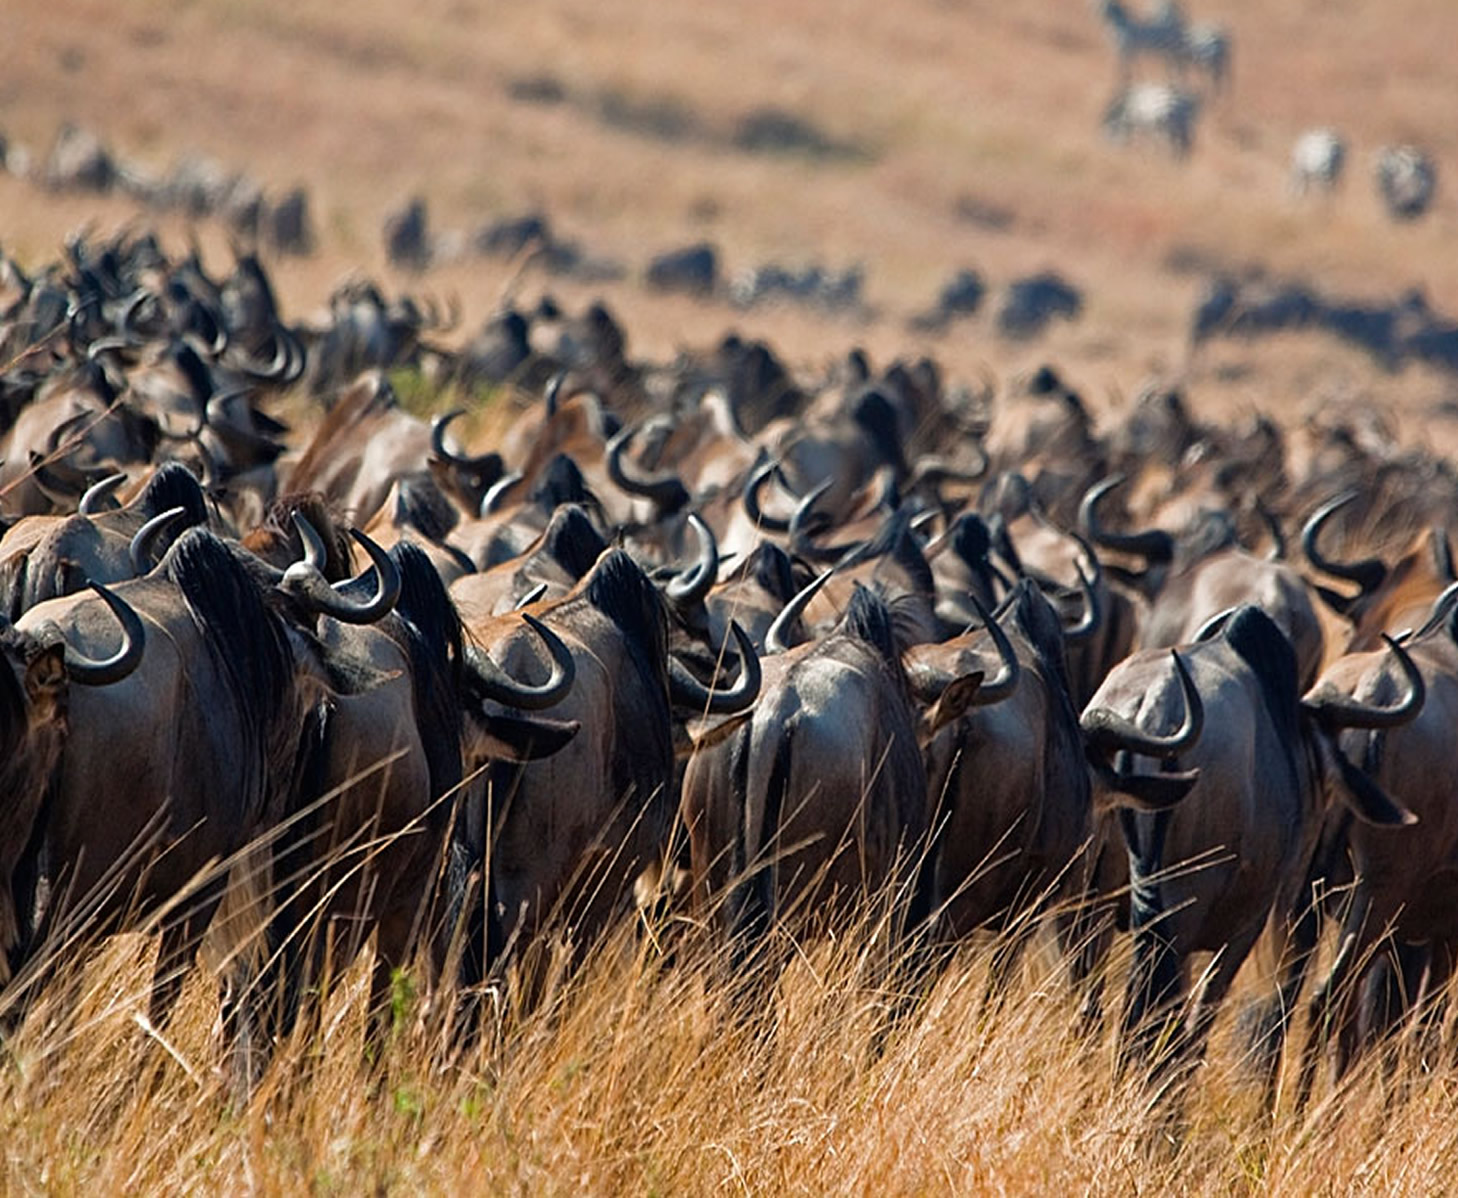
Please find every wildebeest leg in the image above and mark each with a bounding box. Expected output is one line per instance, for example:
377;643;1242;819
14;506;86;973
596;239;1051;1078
1181;923;1265;1081
1295;885;1373;1112
368;904;419;1049
1242;897;1321;1115
147;883;228;1033
1118;807;1180;1078
1057;890;1118;1038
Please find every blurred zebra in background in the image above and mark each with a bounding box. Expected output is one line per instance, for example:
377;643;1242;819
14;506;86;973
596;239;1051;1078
1103;82;1202;159
1290;129;1346;196
1096;0;1185;82
1097;0;1231;96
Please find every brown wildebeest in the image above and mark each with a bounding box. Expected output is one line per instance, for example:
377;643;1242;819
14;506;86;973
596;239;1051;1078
1083;605;1420;1107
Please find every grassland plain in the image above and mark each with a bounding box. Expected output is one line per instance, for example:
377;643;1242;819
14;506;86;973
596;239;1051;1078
5;1;1458;1191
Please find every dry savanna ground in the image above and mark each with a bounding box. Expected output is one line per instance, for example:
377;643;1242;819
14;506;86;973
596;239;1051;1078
5;0;1458;1192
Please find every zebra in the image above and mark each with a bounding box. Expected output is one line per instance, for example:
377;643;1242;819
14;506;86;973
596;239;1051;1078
1375;145;1438;221
1290;129;1346;196
1095;0;1185;81
1103;82;1201;158
1180;19;1230;93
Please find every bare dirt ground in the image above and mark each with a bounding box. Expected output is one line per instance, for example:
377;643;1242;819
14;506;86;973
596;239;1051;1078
4;0;1458;441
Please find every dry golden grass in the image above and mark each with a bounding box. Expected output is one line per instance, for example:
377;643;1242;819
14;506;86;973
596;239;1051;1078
0;841;1456;1196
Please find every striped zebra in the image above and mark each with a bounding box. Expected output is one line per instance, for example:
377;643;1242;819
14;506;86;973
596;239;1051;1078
1375;145;1438;221
1096;0;1185;80
1103;82;1202;158
1290;129;1346;196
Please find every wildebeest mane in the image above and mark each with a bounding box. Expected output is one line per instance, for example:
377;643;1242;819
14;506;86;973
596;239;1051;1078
138;461;209;527
531;453;597;512
840;583;904;674
539;504;607;580
388;540;465;804
392;474;459;544
950;511;993;572
743;540;798;603
1222;604;1302;747
837;507;936;597
849;387;907;473
244;492;354;580
585;549;670;681
163;528;297;822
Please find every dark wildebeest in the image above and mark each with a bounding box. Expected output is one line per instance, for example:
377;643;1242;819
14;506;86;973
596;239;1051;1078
681;585;983;986
1294;592;1458;1105
460;547;759;984
1083;475;1326;687
905;582;1120;1001
1082;606;1420;1106
1302;490;1455;651
253;522;580;1049
12;530;304;1039
0;583;145;979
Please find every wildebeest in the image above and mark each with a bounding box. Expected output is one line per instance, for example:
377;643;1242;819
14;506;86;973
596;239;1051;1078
1301;490;1455;651
1295;595;1458;1103
0;581;144;978
461;547;759;982
12;530;304;1039
1082;606;1420;1102
682;585;981;977
906;583;1096;973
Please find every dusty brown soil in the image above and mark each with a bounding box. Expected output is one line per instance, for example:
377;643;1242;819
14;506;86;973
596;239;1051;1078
3;0;1458;439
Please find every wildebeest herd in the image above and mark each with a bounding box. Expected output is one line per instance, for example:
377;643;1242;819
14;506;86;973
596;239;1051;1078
2;227;1456;1109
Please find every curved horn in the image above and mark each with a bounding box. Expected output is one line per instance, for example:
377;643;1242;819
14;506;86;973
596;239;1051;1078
788;479;843;561
129;505;188;575
63;582;146;685
1432;527;1454;584
283;516;401;624
765;568;834;655
431;408;498;472
515;582;549;609
665;513;719;608
963;592;1020;705
1082;650;1204;758
605;423;689;512
668;620;762;715
480;470;524;516
1078;475;1175;565
1191;606;1236;643
1300;491;1387;597
1063;559;1103;644
78;472;127;515
743;457;791;534
1256;499;1287;561
1303;634;1426;731
466;613;575;710
544;371;567;418
1407;580;1458;642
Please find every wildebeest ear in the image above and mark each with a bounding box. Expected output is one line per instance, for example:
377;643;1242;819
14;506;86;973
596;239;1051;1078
919;670;984;743
24;645;66;706
1319;735;1417;827
475;713;580;762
